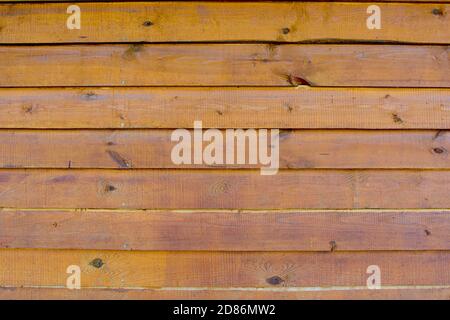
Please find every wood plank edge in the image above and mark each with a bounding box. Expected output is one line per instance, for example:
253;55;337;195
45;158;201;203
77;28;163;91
1;286;450;300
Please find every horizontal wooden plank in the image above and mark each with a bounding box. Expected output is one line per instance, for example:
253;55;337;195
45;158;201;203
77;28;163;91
1;2;449;44
1;87;449;129
1;169;450;209
1;209;449;251
1;44;448;87
1;129;449;169
1;249;450;288
3;286;450;300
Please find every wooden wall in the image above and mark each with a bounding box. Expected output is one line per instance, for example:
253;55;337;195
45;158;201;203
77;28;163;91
0;0;449;299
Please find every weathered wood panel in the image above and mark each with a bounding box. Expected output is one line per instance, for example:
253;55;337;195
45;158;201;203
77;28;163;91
1;249;450;288
0;169;450;209
0;0;448;302
1;88;449;129
0;209;448;251
1;45;448;87
1;130;449;169
1;2;448;44
3;286;450;300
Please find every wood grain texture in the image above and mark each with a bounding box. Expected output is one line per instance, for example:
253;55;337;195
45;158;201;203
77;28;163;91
1;2;449;44
3;286;450;300
0;209;449;251
1;44;449;87
1;169;450;209
1;87;449;129
1;0;449;302
1;249;450;288
1;129;450;169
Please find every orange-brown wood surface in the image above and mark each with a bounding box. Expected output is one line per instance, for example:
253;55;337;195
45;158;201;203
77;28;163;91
3;287;450;300
1;249;450;288
1;87;449;129
1;44;449;87
0;209;448;251
1;2;448;44
1;169;450;209
1;129;449;169
1;0;450;300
